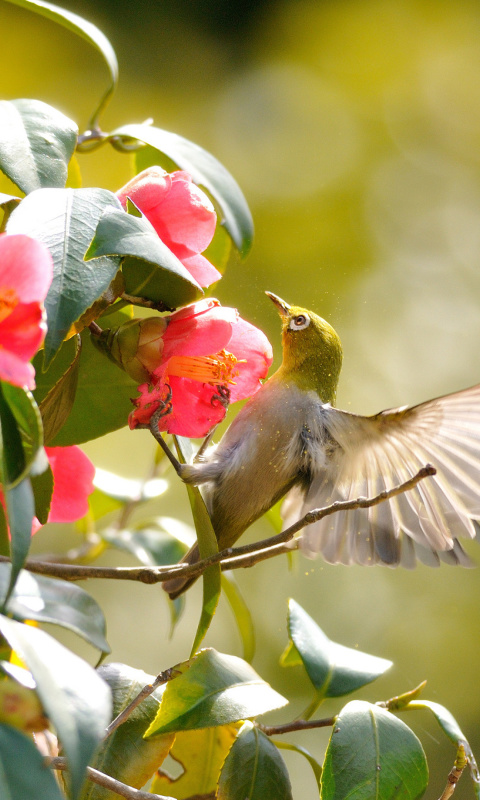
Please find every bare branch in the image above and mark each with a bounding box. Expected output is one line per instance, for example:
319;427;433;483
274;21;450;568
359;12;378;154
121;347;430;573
3;464;435;584
104;669;177;740
48;757;175;800
258;716;336;736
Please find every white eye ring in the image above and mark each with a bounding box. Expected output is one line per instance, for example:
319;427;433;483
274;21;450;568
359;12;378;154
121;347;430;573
289;313;310;330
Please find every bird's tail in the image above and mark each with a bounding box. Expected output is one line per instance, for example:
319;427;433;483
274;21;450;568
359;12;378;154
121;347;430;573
162;542;200;599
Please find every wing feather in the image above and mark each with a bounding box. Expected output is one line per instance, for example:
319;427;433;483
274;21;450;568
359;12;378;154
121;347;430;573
295;384;480;566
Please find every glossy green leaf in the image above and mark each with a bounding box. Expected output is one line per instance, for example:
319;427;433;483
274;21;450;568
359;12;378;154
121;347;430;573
3;479;35;605
86;207;202;308
39;334;81;444
0;616;112;800
0;564;110;653
1;384;44;485
0;384;25;488
0;724;64;800
152;724;239;799
286;599;392;697
30;450;53;525
7;187;122;365
145;648;288;736
3;0;118;128
221;574;255;663
175;436;221;656
273;740;322;789
113;123;254;257
32;314;138;445
82;663;174;799
217;721;293;800
0;99;77;193
321;701;428;800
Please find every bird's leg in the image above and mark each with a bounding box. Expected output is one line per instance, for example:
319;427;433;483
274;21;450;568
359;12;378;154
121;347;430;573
211;384;231;411
194;427;217;461
138;385;183;476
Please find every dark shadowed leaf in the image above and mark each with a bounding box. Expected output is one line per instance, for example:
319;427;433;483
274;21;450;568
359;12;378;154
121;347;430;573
39;334;81;444
321;701;428;800
7;187;122;365
286;599;392;697
32;311;138;445
82;663;174;799
0;99;77;193
217;721;293;800
112;124;254;257
0;724;64;800
0;564;110;653
145;648;287;737
86;207;202;308
3;480;35;605
0;616;111;800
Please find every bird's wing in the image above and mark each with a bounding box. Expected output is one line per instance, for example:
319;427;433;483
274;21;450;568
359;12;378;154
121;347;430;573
288;384;480;567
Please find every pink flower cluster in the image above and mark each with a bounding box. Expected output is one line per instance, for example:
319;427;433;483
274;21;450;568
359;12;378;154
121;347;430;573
116;167;274;438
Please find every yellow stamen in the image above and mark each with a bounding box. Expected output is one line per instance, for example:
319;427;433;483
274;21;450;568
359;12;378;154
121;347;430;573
167;349;246;385
0;288;18;324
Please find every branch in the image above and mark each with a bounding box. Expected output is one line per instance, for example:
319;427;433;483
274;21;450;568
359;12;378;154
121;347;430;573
258;716;336;736
48;757;175;800
4;464;435;584
437;745;467;800
104;669;176;740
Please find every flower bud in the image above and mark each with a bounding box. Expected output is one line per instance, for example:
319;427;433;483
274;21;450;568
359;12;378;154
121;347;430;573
93;317;168;383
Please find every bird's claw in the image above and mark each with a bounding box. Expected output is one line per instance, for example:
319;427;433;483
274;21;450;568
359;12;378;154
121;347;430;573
211;384;231;410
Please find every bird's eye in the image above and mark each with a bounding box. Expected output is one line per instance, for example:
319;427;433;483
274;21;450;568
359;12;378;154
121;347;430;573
289;314;310;330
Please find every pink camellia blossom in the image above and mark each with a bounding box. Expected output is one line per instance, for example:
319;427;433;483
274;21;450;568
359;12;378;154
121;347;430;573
116;167;221;288
0;234;53;389
128;299;273;438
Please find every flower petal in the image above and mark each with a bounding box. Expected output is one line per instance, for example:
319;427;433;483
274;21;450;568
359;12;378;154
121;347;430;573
0;234;53;303
179;253;221;288
225;317;273;402
158;376;227;437
161;174;216;254
160;300;236;363
0;349;36;390
44;446;95;523
0;302;46;361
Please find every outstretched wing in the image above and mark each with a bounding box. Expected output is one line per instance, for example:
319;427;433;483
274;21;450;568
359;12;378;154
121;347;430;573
289;384;480;567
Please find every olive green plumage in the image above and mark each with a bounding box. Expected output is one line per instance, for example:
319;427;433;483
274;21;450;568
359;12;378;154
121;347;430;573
163;293;480;599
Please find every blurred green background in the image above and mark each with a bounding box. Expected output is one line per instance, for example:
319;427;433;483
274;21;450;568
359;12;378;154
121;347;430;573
3;0;480;795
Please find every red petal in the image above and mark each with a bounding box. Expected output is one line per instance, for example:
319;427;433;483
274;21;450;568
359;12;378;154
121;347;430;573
0;302;46;361
225;317;273;402
0;234;53;303
157;376;227;437
45;446;95;523
179;252;221;288
160;301;236;363
158;174;216;254
0;349;36;389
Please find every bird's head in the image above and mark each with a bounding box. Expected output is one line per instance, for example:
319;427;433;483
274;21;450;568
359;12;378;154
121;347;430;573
266;292;343;404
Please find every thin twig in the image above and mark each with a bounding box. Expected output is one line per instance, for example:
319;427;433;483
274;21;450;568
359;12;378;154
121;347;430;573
104;670;175;740
3;465;435;584
47;757;175;800
258;716;336;736
437;745;468;800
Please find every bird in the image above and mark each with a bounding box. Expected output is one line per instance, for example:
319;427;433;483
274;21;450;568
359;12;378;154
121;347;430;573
163;292;480;598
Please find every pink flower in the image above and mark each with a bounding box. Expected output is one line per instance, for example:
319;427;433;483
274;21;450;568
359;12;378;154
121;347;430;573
43;446;95;525
0;234;53;389
128;299;273;438
116;167;220;288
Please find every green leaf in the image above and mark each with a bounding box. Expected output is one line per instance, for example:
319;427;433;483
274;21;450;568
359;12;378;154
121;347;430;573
86;207;202;308
113;123;254;257
82;663;174;799
145;648;288;736
30;450;53;525
0;563;110;653
1;384;44;485
7;187;122;365
39;334;82;444
0;724;64;800
286;599;392;697
0;616;112;800
0;384;25;488
104;523;186;568
0;99;77;193
3;0;118;128
217;721;293;800
152;724;239;799
175;436;221;656
321;701;428;800
221;574;255;663
32;312;138;445
3;479;35;604
273;740;322;789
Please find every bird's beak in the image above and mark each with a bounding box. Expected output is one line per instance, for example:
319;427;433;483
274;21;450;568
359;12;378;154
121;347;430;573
265;292;291;317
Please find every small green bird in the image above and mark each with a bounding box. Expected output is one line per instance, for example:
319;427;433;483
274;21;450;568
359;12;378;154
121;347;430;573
163;292;480;598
